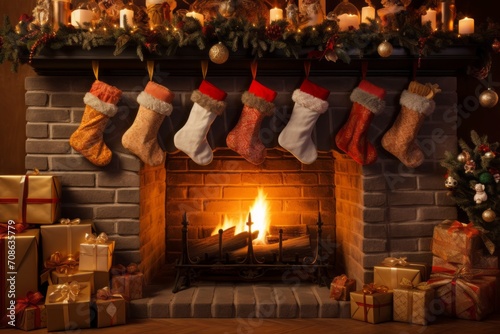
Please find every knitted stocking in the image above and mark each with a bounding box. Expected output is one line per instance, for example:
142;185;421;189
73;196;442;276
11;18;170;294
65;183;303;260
278;78;330;164
381;81;440;168
174;80;227;165
69;80;122;166
335;80;386;165
226;80;276;165
122;81;174;166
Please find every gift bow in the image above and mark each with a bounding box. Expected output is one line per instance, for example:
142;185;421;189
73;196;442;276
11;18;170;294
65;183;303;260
330;275;350;300
110;263;140;276
48;281;81;303
44;251;79;275
59;218;81;225
15;291;44;315
399;277;432;290
85;232;109;244
362;283;389;294
447;221;479;238
381;256;408;267
0;221;29;237
96;286;123;300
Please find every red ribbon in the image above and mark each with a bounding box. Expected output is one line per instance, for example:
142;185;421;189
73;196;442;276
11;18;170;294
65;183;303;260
357;295;392;322
0;221;29;237
15;291;43;328
447;221;480;238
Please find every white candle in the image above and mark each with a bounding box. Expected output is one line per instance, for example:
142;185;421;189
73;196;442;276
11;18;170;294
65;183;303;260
270;7;283;24
120;8;134;28
186;11;204;26
71;9;94;28
458;17;474;35
337;13;360;31
361;6;375;24
421;8;437;31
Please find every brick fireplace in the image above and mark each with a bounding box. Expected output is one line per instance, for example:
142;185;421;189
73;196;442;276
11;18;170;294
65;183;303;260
25;49;465;302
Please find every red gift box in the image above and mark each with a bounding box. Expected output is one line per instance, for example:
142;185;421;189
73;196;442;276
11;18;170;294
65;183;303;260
15;291;47;331
110;264;144;300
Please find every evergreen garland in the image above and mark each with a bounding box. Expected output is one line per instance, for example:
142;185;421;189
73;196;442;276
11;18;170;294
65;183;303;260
1;7;499;71
441;130;500;249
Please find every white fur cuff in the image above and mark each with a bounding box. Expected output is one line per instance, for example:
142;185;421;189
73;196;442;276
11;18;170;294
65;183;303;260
292;89;329;114
350;87;386;115
83;92;118;117
137;91;173;116
400;90;435;116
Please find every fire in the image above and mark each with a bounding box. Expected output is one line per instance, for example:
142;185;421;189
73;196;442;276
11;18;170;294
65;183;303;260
212;188;270;244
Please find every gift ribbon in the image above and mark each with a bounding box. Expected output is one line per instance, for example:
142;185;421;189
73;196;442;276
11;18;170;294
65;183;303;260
359;284;390;322
81;232;110;270
0;221;28;237
59;218;82;257
48;281;82;327
96;286;123;326
447;221;479;238
381;256;409;267
15;291;43;328
44;251;79;275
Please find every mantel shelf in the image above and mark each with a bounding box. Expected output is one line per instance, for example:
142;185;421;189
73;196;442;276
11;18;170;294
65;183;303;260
29;45;479;77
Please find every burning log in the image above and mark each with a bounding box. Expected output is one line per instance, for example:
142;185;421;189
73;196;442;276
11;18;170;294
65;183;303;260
228;235;313;263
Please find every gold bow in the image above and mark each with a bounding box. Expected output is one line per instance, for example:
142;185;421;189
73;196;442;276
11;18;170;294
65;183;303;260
44;251;79;275
96;286;123;300
85;232;109;244
362;283;389;294
48;281;81;303
59;218;81;225
381;256;408;267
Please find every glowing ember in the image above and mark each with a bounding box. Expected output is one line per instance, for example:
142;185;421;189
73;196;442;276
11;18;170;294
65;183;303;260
212;188;270;244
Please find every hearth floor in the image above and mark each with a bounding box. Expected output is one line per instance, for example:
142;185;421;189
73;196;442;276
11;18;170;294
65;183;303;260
129;265;347;319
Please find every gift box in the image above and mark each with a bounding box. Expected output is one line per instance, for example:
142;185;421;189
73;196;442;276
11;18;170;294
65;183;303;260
431;220;482;265
393;286;435;325
0;174;61;224
373;257;430;290
111;264;144;300
15;292;47;331
92;287;126;328
474;254;498;269
426;270;497;320
40;220;92;262
45;281;91;331
94;271;111;291
350;286;393;324
79;233;115;272
50;270;95;293
1;227;39;326
432;255;500;273
330;274;356;301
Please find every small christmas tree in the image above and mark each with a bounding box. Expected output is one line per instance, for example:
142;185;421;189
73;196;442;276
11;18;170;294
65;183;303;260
441;130;500;250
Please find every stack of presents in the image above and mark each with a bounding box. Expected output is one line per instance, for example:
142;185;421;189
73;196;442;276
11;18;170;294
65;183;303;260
1;174;144;331
331;219;500;325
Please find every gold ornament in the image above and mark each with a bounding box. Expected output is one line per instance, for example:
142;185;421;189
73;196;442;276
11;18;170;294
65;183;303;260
479;88;499;108
377;40;393;58
482;208;496;223
324;49;338;62
485;151;496;159
209;42;229;64
457;153;466;162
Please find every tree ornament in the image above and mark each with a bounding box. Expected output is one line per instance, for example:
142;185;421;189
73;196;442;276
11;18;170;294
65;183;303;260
377;40;393;58
265;24;284;41
479;172;495;184
209;42;229;64
473;183;487;204
479;88;499;108
457;152;466;162
492;38;500;53
482;208;496;223
485;151;496;159
464;159;476;173
444;175;458;189
324;49;338;62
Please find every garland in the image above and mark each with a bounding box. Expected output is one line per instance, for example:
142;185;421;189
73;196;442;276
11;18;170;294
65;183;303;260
1;7;500;72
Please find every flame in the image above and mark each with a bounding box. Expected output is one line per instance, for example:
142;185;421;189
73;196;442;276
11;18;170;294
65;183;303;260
212;188;270;244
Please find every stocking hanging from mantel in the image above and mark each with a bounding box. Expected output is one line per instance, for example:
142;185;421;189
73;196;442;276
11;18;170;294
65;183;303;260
278;61;330;165
226;61;277;165
174;60;227;166
122;61;175;166
69;61;122;167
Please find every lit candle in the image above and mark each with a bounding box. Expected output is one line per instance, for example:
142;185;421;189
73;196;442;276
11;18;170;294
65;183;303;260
361;6;375;24
270;7;283;24
337;13;360;31
458;17;474;35
186;11;204;26
120;8;134;28
421;8;437;31
71;9;94;28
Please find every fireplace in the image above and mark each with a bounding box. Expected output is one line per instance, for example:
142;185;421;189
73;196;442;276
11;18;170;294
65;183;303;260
25;48;467;317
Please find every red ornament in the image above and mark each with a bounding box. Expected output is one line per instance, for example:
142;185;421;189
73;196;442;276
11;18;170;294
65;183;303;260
492;39;500;53
265;24;284;41
478;144;491;153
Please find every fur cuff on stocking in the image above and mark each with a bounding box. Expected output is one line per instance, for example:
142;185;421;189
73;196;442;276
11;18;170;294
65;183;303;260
242;91;275;116
400;90;436;116
137;91;173;116
191;90;226;116
292;89;329;114
350;87;386;115
83;92;119;117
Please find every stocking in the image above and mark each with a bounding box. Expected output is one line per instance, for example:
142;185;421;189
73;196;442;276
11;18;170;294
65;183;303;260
278;78;329;164
335;80;386;165
174;80;227;165
381;81;440;168
69;80;122;166
226;80;276;165
122;81;174;166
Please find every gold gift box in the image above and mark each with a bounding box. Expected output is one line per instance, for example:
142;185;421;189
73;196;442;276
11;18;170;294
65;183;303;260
393;287;435;325
16;304;47;331
79;241;115;272
1;229;39;322
0;175;61;224
93;296;126;328
40;221;92;261
350;290;393;324
45;282;91;332
50;270;95;294
431;220;481;264
374;262;429;290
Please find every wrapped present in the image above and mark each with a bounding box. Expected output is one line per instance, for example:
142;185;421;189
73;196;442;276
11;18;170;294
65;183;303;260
426;267;497;320
50;270;95;294
350;284;393;324
1;226;39;326
393;281;435;325
330;274;356;301
40;218;92;262
431;220;482;265
15;292;47;331
94;271;111;291
373;257;430;290
92;287;126;328
45;281;91;331
474;254;498;269
79;233;115;272
0;174;61;224
111;263;144;300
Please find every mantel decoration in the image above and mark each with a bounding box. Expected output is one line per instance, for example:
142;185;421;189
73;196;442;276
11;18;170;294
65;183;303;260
1;0;500;71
